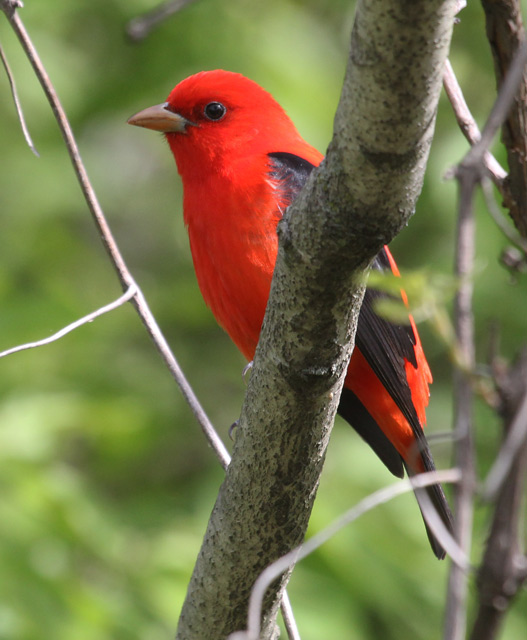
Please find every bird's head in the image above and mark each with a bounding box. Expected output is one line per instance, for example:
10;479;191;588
128;70;302;175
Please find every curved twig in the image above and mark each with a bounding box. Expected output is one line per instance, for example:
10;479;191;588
443;59;507;188
0;36;39;155
126;0;196;42
481;177;527;255
0;0;228;469
482;387;527;501
0;286;137;358
444;39;527;640
228;469;462;640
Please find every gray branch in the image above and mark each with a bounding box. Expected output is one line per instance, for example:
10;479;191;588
176;1;458;638
470;351;527;640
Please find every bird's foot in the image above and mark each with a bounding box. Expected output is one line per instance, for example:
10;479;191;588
242;360;253;382
228;420;238;440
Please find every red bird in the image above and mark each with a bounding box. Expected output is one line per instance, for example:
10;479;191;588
128;70;453;558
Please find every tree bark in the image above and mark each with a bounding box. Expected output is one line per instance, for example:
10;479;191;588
176;1;458;638
469;351;527;640
481;0;527;238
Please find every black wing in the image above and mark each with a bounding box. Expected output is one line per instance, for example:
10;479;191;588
355;250;423;438
268;152;316;206
267;151;453;558
268;151;423;442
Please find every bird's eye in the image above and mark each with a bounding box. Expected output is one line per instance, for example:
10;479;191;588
204;102;227;121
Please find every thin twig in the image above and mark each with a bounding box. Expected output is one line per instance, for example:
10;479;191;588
481;0;527;238
133;286;232;470
443;59;506;187
470;350;527;640
465;39;527;170
0;285;137;359
480;177;527;255
444;108;478;640
126;0;196;42
411;478;468;569
0;4;299;637
444;38;527;640
0;0;229;469
0;37;39;155
279;594;301;640
1;5;128;282
482;386;527;500
227;469;462;640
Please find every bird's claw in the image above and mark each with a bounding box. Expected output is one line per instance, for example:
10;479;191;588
228;420;238;440
242;360;253;382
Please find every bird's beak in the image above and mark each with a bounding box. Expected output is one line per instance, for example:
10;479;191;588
127;102;190;133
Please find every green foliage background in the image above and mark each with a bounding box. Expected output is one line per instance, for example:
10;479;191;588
1;1;526;638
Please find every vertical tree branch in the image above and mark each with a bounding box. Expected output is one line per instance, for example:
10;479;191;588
0;37;39;155
480;0;527;237
444;164;477;640
443;60;506;187
126;0;197;42
444;39;527;640
176;2;458;638
469;352;527;640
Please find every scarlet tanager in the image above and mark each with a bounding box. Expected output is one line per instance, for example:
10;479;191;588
128;70;453;558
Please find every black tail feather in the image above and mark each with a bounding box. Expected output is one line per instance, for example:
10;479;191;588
338;388;454;559
403;460;454;561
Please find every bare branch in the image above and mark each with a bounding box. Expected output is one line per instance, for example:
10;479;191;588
0;285;137;358
1;3;129;283
134;286;232;469
444;155;477;640
0;0;229;474
481;177;527;255
481;0;527;238
126;0;196;42
466;39;527;170
470;352;527;640
444;38;527;640
482;376;527;501
443;60;506;186
0;37;39;155
279;596;301;640
0;0;22;16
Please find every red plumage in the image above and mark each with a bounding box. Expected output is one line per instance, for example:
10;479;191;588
128;69;452;558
